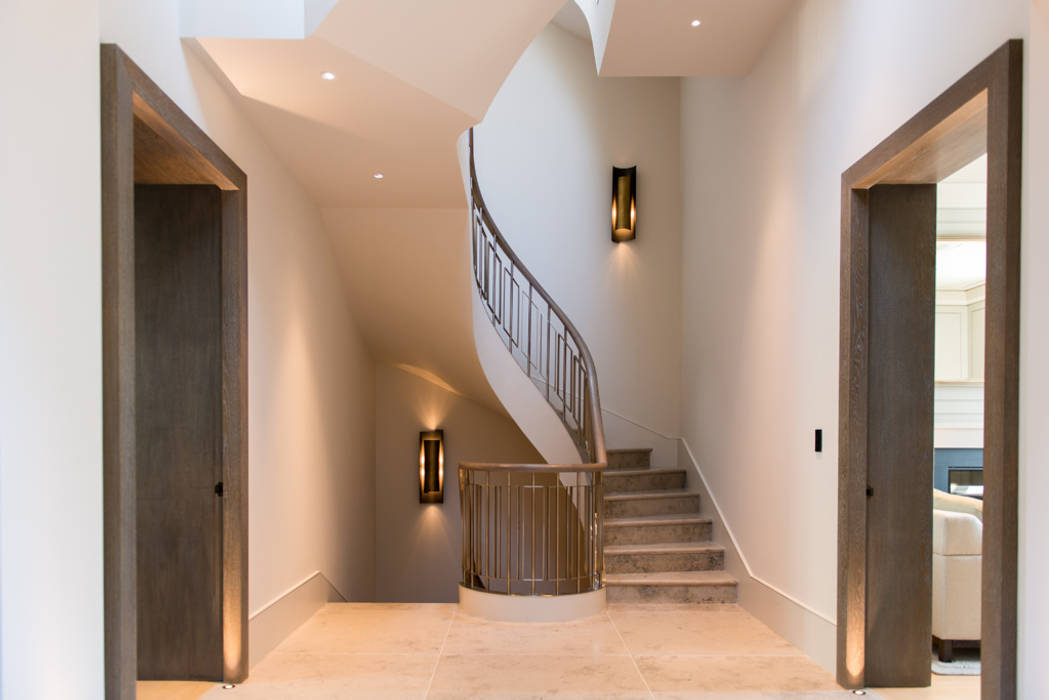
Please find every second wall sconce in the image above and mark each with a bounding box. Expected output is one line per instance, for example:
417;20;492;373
419;430;444;503
611;165;637;243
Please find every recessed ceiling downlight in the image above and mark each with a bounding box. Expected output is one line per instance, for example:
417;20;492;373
690;19;702;27
373;173;385;180
320;71;336;80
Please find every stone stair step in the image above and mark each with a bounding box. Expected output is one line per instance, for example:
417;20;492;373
604;468;686;493
604;490;699;518
606;448;652;470
604;542;725;574
604;571;738;604
604;514;713;545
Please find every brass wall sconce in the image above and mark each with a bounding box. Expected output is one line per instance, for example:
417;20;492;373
611;165;637;243
419;430;444;503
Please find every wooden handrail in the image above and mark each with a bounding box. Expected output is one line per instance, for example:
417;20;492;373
459;461;607;473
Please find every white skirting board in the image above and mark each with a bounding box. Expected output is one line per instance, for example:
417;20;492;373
248;571;346;668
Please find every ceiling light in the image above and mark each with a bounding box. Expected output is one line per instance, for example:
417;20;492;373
690;19;702;27
851;691;867;696
373;173;384;180
320;71;336;80
222;684;236;690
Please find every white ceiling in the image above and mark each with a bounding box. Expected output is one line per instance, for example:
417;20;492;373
937;240;986;292
937;154;987;291
190;0;800;410
937;153;987;239
552;3;591;41
597;0;797;77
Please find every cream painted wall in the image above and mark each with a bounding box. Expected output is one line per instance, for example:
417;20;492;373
98;0;378;612
1019;1;1049;694
0;0;104;697
473;23;683;441
680;0;1044;687
374;364;542;602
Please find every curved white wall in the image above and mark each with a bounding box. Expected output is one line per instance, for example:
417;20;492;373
473;23;683;444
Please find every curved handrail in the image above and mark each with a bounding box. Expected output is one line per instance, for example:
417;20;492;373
467;128;607;468
460;461;606;473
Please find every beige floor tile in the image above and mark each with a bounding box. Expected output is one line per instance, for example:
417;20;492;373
427;653;650;699
275;602;455;654
201;653;436;699
137;681;215;700
636;654;840;694
442;612;629;656
652;693;863;699
609;604;800;656
874;673;980;699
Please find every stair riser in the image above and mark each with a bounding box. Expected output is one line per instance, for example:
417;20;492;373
605;550;724;574
605;495;699;519
606;583;737;604
605;521;711;546
605;472;686;492
608;451;651;470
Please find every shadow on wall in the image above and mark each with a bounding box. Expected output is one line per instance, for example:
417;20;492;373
374;363;543;603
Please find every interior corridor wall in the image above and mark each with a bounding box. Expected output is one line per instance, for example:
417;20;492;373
98;0;378;639
374;364;542;602
679;0;1044;686
473;23;683;441
0;0;104;697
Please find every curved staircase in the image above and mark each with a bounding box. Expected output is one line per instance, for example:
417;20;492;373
603;448;738;603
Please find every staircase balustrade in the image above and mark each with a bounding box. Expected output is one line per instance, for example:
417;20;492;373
460;128;607;596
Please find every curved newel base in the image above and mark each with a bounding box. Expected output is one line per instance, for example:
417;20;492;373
458;585;606;622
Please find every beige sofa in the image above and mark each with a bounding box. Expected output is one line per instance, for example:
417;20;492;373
932;489;983;662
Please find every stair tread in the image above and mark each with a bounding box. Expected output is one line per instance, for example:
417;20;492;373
605;468;686;477
605;514;712;527
605;571;737;586
605;490;695;501
606;448;653;454
605;542;723;555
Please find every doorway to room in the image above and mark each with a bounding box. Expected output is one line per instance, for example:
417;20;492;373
100;45;248;699
836;40;1021;698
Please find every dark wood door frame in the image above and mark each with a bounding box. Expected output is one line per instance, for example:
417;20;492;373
837;40;1021;697
101;44;248;698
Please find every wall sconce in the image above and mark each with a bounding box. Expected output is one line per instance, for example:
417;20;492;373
611;165;637;243
419;430;444;503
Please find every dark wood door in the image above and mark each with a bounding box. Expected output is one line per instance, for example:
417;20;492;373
864;184;937;687
135;185;224;680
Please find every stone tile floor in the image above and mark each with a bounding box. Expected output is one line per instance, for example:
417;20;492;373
137;602;978;699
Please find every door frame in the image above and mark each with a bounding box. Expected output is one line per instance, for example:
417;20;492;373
101;44;248;698
837;40;1021;697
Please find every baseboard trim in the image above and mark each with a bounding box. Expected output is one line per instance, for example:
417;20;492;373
676;438;838;673
248;571;346;668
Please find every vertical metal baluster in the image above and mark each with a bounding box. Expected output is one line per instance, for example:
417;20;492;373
506;473;511;594
527;286;533;378
530;473;536;595
543;480;548;585
545;311;552;401
555;481;560;596
517;474;522;591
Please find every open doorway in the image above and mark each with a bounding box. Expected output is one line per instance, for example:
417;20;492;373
836;41;1021;699
928;154;988;691
101;45;248;699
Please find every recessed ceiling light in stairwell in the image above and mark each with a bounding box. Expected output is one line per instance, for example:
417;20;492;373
690;19;702;27
373;173;385;180
320;71;336;80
